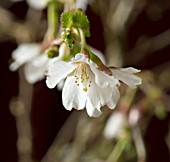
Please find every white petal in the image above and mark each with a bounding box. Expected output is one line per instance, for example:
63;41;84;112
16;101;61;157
86;68;113;109
26;0;49;9
103;112;126;139
90;65;119;88
72;53;100;71
110;67;142;89
86;98;102;117
46;61;77;89
24;54;49;84
9;62;21;71
57;79;65;91
71;53;90;64
89;46;106;65
106;86;120;109
62;76;87;111
9;43;40;71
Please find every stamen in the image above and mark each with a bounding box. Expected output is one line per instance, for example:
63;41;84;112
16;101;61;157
74;63;92;92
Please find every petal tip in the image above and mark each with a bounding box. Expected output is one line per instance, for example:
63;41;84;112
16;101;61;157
46;78;56;89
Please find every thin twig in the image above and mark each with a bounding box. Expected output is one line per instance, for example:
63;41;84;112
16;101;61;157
10;68;34;162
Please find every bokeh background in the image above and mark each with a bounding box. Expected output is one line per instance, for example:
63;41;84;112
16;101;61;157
0;0;170;162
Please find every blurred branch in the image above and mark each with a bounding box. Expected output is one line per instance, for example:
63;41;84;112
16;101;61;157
10;68;34;162
130;124;146;162
140;71;170;112
106;138;128;162
126;29;170;65
0;7;42;43
96;0;145;67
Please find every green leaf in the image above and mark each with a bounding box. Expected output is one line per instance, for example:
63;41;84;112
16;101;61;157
61;9;90;37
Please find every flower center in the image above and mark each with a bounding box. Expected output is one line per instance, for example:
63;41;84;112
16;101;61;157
74;63;92;92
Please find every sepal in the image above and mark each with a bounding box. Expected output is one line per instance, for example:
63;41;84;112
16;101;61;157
61;9;90;37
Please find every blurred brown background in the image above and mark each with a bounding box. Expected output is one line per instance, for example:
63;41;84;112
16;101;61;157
0;0;170;162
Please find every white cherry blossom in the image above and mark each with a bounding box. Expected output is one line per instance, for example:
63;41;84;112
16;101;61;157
24;54;51;83
46;52;141;117
10;43;49;83
9;43;41;71
24;43;68;84
46;53;121;117
9;43;67;84
103;112;126;139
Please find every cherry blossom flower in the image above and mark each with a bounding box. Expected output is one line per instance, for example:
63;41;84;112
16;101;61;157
47;53;137;117
46;52;141;117
24;54;51;83
24;43;68;84
10;43;49;83
9;43;67;84
103;112;127;139
9;43;41;72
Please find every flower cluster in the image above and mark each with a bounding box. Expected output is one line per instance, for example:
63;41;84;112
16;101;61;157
9;6;141;117
45;9;141;117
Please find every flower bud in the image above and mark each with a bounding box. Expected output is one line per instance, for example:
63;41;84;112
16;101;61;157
61;29;74;48
46;46;59;58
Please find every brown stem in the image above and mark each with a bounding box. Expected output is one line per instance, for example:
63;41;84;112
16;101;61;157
10;68;34;162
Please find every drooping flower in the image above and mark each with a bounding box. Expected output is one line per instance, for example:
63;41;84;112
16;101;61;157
103;111;127;139
24;43;67;84
9;43;67;84
24;54;51;83
9;43;41;72
46;53;141;117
